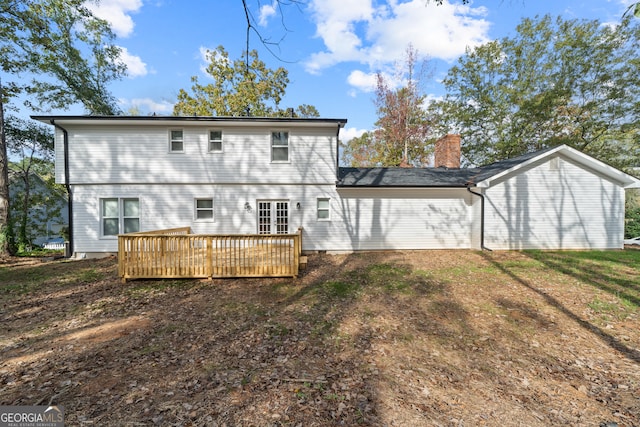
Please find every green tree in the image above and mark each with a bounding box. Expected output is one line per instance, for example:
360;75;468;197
428;15;640;169
343;45;432;167
5;116;62;251
0;0;125;255
625;2;640;18
173;46;319;118
626;190;640;238
1;0;125;114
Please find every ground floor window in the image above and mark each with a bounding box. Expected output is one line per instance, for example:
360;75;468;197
195;198;214;221
101;198;139;236
317;198;330;220
257;200;289;234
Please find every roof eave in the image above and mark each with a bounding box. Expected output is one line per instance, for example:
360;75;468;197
31;115;347;128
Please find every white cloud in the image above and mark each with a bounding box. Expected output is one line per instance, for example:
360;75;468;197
424;93;444;104
347;70;377;92
368;1;490;62
305;0;491;88
259;2;277;26
199;46;211;62
86;0;143;38
340;126;368;143
120;98;174;114
198;46;211;74
118;47;148;78
305;0;377;73
347;68;405;94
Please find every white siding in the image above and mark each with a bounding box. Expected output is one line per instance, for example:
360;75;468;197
334;188;473;250
483;156;625;250
71;184;476;254
54;128;66;184
468;190;483;250
71;183;344;254
60;125;337;185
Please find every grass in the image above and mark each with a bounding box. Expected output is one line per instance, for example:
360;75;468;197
2;249;640;426
15;247;64;258
588;295;636;321
526;250;640;310
326;262;445;298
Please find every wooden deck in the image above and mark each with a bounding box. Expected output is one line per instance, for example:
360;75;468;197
118;227;303;282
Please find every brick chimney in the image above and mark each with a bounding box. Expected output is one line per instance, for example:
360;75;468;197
398;157;412;168
434;134;461;168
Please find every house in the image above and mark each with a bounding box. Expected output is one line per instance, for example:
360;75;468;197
8;166;69;247
31;115;640;258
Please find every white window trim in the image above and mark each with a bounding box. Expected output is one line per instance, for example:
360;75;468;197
194;197;215;222
317;198;331;221
169;129;184;153
208;129;223;153
257;199;290;234
270;130;290;163
100;197;140;239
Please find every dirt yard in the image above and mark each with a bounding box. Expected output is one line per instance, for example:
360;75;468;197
1;250;639;426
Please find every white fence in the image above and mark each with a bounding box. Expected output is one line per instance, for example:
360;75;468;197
43;242;66;250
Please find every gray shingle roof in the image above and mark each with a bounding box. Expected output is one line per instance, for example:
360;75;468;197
337;146;558;187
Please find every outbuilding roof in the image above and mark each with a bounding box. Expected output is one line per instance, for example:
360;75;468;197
338;145;640;189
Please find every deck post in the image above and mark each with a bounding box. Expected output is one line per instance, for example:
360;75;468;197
118;235;123;280
297;227;303;256
206;236;213;280
293;227;303;277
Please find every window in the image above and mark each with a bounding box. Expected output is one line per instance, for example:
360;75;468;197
271;131;289;162
102;198;119;236
209;130;222;152
195;198;214;220
258;201;289;234
170;129;184;152
317;198;330;220
101;198;139;236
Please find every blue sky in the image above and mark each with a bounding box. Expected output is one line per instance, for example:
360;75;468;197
44;0;636;140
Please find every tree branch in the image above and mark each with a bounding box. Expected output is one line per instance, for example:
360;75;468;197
241;0;299;64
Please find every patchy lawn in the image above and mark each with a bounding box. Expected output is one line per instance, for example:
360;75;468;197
1;250;639;426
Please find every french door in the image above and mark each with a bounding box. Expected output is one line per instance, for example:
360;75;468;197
257;201;289;234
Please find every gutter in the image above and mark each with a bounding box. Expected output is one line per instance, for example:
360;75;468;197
466;185;491;251
336;183;468;188
51;120;73;257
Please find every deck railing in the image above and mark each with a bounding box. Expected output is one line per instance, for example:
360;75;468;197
118;227;303;282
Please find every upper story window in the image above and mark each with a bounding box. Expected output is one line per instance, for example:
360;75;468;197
209;130;223;153
169;129;184;152
101;198;139;237
271;131;289;162
195;198;214;221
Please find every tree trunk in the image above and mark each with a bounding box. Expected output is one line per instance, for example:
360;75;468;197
19;173;30;250
0;78;12;256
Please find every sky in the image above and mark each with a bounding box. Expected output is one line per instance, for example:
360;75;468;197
34;0;637;141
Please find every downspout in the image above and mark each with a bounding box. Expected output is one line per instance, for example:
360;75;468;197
336;124;341;182
466;185;491;251
51;120;73;257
